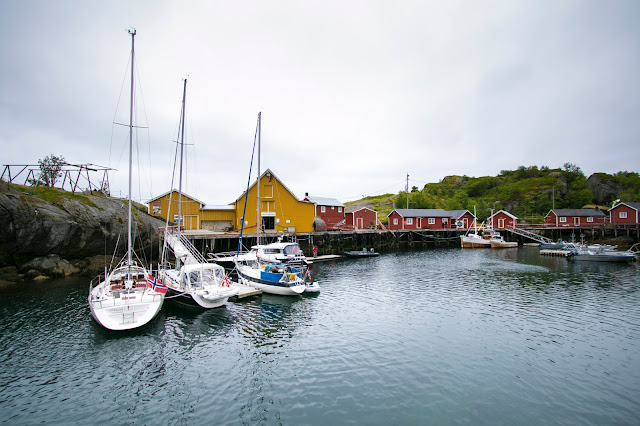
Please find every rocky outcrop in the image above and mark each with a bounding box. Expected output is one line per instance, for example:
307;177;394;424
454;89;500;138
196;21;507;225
0;184;165;281
587;173;622;206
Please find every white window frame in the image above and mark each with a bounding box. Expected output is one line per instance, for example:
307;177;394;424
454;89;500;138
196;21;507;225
338;207;342;213
619;211;627;219
428;218;435;225
320;206;326;213
559;217;566;223
393;218;398;225
587;217;593;223
406;218;413;225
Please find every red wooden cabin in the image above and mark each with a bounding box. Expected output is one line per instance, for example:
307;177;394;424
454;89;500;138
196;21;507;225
544;208;605;227
608;202;640;227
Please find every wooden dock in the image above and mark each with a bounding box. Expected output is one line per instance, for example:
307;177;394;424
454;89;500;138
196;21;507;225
540;249;571;257
229;283;262;301
308;254;342;264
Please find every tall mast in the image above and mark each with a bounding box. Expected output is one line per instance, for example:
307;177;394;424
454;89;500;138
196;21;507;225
127;29;136;267
177;79;187;239
256;112;261;246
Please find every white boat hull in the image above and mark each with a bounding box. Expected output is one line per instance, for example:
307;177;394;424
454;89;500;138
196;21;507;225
160;267;239;309
490;239;518;248
461;235;491;248
89;281;163;331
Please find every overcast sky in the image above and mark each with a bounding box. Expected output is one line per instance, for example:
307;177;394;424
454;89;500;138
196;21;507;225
1;1;638;205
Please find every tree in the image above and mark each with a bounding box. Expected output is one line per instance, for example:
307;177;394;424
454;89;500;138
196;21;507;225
33;154;66;187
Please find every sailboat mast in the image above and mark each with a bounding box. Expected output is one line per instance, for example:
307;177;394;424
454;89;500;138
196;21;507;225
127;29;136;267
256;112;261;246
177;79;187;238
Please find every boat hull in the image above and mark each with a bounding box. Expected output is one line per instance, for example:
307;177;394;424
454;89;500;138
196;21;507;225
89;285;164;331
160;267;238;309
490;240;518;248
460;236;491;248
236;267;305;295
571;253;636;262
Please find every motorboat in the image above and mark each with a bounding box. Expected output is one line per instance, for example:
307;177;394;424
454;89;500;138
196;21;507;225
212;238;308;269
567;245;637;262
88;30;165;330
489;235;518;248
344;248;380;257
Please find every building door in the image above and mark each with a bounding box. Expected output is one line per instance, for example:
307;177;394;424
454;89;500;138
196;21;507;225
356;217;363;229
262;216;275;231
574;217;580;226
497;218;505;228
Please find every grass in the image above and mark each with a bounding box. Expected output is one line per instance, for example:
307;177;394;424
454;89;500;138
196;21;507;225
5;182;98;208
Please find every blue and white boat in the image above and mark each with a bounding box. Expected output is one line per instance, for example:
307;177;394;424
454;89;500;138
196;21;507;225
235;260;306;296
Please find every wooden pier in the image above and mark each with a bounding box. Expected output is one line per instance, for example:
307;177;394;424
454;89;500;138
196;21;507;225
229;283;262;301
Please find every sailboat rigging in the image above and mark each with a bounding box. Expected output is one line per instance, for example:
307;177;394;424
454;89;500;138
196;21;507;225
158;78;239;308
88;29;166;330
233;113;312;295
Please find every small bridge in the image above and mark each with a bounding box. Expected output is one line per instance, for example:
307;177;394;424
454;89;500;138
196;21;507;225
503;227;553;244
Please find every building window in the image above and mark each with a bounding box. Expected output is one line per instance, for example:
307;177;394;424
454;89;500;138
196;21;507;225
428;218;435;225
559;217;566;223
587;217;593;223
321;206;326;213
406;218;413;225
393;218;398;225
620;211;627;219
263;184;273;198
338;207;342;213
152;201;161;215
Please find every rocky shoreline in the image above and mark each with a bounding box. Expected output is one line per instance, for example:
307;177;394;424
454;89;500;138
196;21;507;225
0;183;165;285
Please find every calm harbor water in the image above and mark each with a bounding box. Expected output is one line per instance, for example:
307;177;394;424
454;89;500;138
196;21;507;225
1;247;639;425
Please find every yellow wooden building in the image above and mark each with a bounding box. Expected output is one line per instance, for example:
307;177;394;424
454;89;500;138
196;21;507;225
147;169;315;233
147;190;235;231
231;169;315;234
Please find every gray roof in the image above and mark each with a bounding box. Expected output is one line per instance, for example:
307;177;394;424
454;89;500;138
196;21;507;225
305;196;345;207
447;209;472;219
549;208;606;217
610;202;640;211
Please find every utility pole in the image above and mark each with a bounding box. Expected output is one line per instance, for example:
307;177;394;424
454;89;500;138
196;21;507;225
406;173;409;209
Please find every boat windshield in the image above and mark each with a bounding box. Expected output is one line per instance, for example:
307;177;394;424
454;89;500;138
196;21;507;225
284;244;301;256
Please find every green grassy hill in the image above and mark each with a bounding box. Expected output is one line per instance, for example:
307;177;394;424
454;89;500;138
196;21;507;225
346;164;640;225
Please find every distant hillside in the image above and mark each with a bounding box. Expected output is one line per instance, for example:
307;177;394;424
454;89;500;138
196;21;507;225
348;164;640;224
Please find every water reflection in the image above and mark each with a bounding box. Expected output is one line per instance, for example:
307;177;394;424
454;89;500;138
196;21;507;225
1;249;639;425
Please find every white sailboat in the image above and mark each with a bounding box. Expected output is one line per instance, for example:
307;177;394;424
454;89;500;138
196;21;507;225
234;113;307;295
88;29;165;330
158;79;239;308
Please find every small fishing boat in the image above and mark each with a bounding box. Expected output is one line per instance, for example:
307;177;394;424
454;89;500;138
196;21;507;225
344;248;380;257
568;245;637;262
88;30;165;330
489;235;518;248
461;207;495;248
